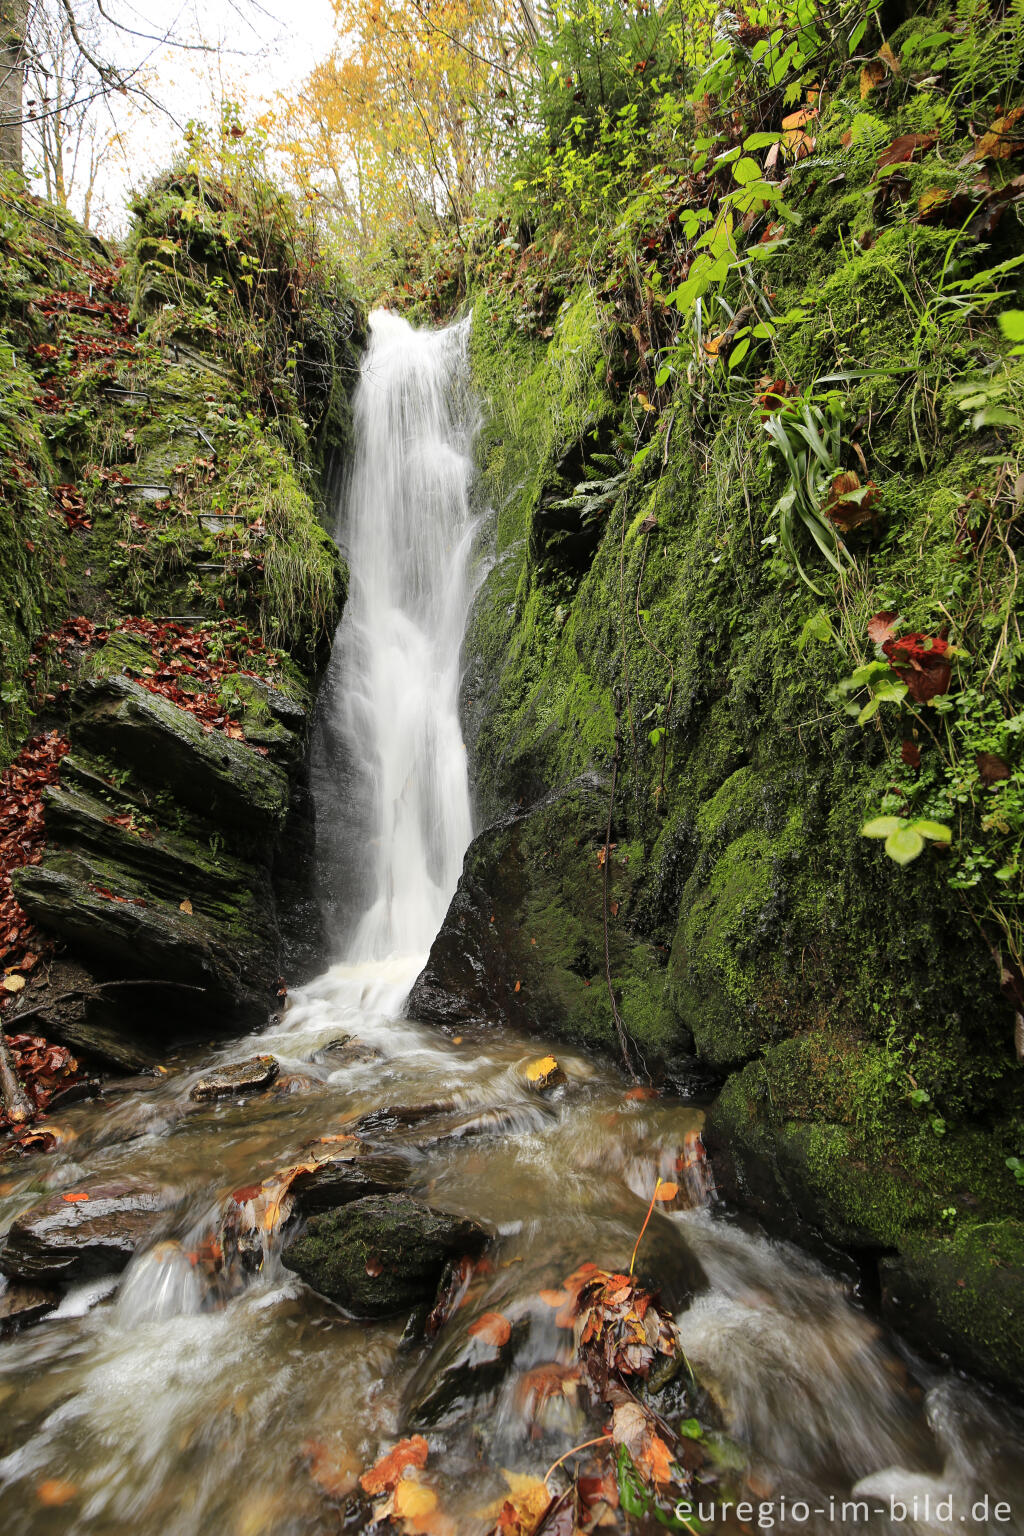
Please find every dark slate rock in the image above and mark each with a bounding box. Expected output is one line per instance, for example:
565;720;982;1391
288;1151;411;1215
0;1280;60;1334
70;675;289;846
281;1193;489;1317
0;1181;177;1283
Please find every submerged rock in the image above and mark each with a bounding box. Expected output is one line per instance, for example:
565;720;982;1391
281;1193;490;1317
190;1055;280;1100
0;1181;177;1283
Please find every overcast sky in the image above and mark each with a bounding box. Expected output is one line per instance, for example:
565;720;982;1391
43;0;340;230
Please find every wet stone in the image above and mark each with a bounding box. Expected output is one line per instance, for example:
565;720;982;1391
190;1054;279;1101
0;1280;60;1334
281;1193;490;1318
289;1151;412;1215
0;1181;177;1284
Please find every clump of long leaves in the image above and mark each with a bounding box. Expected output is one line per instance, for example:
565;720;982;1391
763;399;856;594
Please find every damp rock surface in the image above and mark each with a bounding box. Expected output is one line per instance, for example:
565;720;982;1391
0;1181;177;1283
189;1055;280;1101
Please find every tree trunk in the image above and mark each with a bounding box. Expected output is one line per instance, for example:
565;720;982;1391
0;0;29;174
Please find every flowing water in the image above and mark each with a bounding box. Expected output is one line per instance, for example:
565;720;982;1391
1;314;1022;1535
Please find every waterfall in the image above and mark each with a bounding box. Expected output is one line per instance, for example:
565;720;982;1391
316;310;478;967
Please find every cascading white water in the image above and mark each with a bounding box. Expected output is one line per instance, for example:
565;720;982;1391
327;310;477;965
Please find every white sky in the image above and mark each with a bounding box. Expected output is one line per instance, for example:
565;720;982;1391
40;0;340;231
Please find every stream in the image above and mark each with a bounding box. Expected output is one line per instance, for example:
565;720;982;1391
0;314;1022;1535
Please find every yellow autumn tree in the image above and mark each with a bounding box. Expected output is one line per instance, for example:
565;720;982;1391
277;0;536;262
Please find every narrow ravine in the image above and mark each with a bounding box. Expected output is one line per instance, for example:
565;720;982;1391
0;316;1022;1536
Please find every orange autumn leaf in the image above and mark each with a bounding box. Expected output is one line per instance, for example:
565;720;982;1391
469;1310;512;1347
37;1480;77;1507
623;1086;657;1101
360;1434;429;1495
538;1287;570;1308
644;1431;675;1484
654;1182;679;1202
61;1192;90;1203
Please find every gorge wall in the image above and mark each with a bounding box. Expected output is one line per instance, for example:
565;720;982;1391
409;9;1024;1393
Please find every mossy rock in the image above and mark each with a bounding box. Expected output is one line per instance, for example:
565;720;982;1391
70;675;289;847
409;776;685;1061
281;1194;490;1317
880;1222;1024;1394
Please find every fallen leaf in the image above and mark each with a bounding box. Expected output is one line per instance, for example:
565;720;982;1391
469;1310;512;1347
37;1480;77;1507
901;740;921;769
654;1182;679;1202
966;106;1024;164
867;611;898;645
2;974;25;993
301;1439;359;1499
365;1255;383;1277
179;898;193;915
623;1086;657;1101
860;59;886;97
525;1055;564;1088
878;132;937;168
360;1435;430;1495
61;1191;90;1203
393;1478;439;1519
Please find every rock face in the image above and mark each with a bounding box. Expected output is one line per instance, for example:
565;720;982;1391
0;1182;177;1283
12;670;309;1031
408;778;684;1060
189;1055;280;1100
281;1194;490;1317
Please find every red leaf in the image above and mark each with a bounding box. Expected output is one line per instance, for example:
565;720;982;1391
901;740;921;769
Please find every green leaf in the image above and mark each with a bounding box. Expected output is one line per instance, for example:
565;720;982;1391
743;132;782;151
732;156;763;186
655;363;672;387
678;1418;704;1440
728;337;751;369
908;819;952;844
998;310;1024;343
862;817;903;839
885;825;925;865
851;661;892;687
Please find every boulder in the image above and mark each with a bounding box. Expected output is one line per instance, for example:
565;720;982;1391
0;1181;177;1283
281;1193;489;1317
407;778;685;1061
189;1055;280;1100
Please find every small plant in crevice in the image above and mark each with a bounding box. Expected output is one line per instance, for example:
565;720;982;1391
762;395;876;594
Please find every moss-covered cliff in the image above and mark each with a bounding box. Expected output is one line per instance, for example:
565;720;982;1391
0;166;363;1072
409;5;1024;1390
